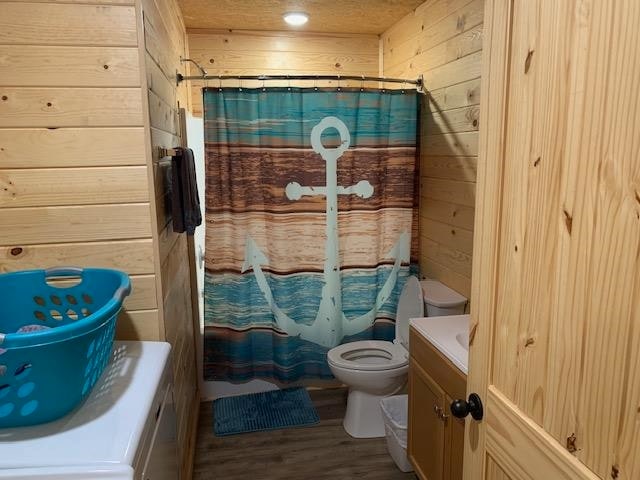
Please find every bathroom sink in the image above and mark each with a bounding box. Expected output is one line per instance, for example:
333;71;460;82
409;314;470;374
456;331;469;352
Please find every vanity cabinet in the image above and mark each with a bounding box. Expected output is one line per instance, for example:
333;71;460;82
408;326;467;480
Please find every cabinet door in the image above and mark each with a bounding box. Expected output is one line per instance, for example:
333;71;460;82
409;358;446;480
444;394;465;480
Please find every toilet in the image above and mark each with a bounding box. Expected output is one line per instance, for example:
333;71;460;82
327;276;467;438
420;279;468;317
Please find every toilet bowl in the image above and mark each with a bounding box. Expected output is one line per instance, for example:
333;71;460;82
327;276;423;438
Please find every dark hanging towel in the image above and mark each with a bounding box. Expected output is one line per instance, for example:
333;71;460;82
171;147;202;235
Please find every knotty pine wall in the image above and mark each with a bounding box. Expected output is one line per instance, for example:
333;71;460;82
0;1;160;338
186;30;380;116
0;0;199;474
382;0;484;298
139;0;200;475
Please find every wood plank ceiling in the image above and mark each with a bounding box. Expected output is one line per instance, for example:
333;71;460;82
178;0;425;34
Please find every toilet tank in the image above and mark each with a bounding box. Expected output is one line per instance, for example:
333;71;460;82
420;279;467;317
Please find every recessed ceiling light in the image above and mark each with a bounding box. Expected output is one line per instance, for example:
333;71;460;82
283;12;309;26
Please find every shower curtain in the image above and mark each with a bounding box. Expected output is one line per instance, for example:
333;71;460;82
203;87;419;382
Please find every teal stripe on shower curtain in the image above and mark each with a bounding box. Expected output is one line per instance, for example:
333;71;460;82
204;87;419;382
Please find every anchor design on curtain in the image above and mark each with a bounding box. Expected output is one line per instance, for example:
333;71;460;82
241;116;410;348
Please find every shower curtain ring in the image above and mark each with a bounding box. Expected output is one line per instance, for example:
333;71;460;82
361;75;365;92
218;76;222;92
402;80;407;94
262;76;266;91
314;76;318;91
337;75;341;92
287;75;291;91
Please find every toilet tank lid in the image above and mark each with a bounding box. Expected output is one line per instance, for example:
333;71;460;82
420;279;467;308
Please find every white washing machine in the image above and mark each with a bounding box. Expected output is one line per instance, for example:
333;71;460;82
0;341;179;479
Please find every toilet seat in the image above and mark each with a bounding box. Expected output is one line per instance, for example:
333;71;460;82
327;340;408;371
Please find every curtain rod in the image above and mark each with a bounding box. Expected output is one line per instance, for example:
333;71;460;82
176;73;423;88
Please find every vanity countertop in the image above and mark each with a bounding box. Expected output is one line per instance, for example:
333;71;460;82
409;315;470;375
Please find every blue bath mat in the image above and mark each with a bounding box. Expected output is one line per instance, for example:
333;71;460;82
213;387;320;436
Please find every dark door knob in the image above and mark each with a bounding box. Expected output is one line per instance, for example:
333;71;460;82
450;393;484;421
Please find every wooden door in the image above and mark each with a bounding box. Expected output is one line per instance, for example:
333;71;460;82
409;360;446;480
465;1;640;479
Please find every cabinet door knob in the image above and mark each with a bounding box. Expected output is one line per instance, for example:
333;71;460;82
433;404;449;422
450;393;484;421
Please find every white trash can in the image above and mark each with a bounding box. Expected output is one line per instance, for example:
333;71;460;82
380;395;413;472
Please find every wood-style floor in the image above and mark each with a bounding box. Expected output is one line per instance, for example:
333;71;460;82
193;388;417;479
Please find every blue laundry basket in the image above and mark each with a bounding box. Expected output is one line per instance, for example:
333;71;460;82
0;267;131;428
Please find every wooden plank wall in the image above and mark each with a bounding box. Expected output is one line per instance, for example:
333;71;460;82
0;0;200;474
138;0;199;477
382;0;484;298
0;0;161;339
186;30;380;116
